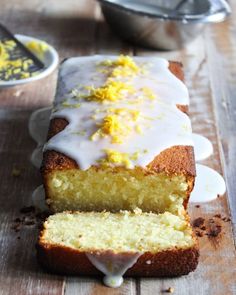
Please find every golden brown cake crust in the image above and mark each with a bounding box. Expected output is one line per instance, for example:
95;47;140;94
37;240;199;277
41;61;195;179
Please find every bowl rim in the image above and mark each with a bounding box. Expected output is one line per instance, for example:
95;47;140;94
98;0;231;23
0;34;59;87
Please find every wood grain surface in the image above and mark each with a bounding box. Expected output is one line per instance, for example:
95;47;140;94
0;0;235;294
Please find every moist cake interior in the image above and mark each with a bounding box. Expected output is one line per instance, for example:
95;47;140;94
41;211;195;253
46;167;191;214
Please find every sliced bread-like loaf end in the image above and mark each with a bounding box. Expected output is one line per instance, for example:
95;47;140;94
37;211;199;277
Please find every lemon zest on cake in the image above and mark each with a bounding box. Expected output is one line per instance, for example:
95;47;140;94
100;149;145;168
113;55;139;72
103;149;132;168
141;87;156;100
101;115;123;136
90;108;142;143
86;80;134;102
181;124;191;133
130;151;140;161
91;114;130;144
107;108;140;121
61;100;81;108
110;66;136;78
99;55;140;78
71;130;86;136
135;125;143;134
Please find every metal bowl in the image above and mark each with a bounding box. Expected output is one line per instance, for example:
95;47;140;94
98;0;231;50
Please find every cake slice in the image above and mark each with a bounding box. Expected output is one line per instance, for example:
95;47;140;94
37;211;199;287
41;55;195;214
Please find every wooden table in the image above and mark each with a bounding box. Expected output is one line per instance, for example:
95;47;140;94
0;1;236;294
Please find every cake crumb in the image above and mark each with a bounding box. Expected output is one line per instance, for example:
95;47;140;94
214;214;221;219
20;206;35;214
134;207;142;214
207;224;222;237
12;167;21;177
166;287;174;293
222;217;231;222
196;231;204;237
14;90;23;97
193;217;205;228
25;220;35;226
11;224;20;232
14;217;21;223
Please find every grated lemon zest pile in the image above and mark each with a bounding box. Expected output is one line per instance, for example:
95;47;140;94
101;149;146;168
92;114;130;144
62;100;81;108
107;108;140;121
26;40;48;60
86;80;135;102
141;87;156;100
0;39;48;81
99;55;140;78
102;149;132;168
91;109;142;143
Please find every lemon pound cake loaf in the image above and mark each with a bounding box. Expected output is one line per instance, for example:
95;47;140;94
38;210;199;287
42;55;195;214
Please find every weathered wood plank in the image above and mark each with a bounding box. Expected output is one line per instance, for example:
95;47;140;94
65;277;137;295
204;7;236;239
0;0;63;293
0;110;64;295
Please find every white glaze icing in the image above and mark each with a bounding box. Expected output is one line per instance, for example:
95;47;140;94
28;107;227;206
29;106;51;144
190;164;226;203
31;145;43;169
32;185;49;211
192;133;213;161
86;251;142;288
29;107;214;168
44;56;193;170
29;106;52;168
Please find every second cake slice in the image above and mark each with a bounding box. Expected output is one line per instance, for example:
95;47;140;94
38;210;199;287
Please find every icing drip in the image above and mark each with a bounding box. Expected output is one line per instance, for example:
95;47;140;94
29;106;51;144
29;107;214;169
29;106;51;168
190;164;226;203
32;185;49;211
86;251;142;288
28;107;52;169
44;55;193;170
31;145;43;169
192;133;213;161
